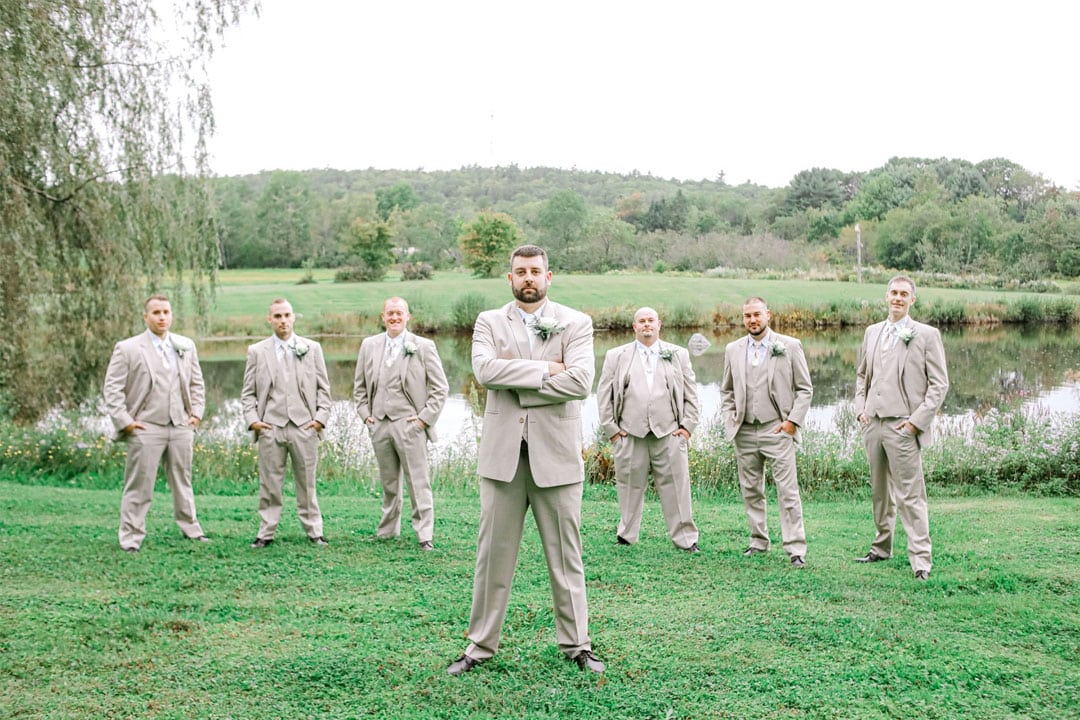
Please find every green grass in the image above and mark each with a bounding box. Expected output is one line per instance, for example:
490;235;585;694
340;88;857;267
2;482;1078;719
198;270;1078;338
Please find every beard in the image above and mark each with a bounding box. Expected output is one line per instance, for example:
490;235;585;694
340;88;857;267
512;283;547;304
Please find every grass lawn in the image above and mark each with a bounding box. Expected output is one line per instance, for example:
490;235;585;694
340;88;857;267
2;482;1077;719
200;269;1063;337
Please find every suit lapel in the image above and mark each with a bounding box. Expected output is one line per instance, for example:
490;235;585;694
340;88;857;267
398;331;412;383
506;304;531;359
733;337;748;397
139;334;159;388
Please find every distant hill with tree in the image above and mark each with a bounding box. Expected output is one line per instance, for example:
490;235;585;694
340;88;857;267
210;159;1080;281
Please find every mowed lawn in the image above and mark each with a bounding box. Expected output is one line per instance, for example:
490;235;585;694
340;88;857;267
2;482;1077;719
199;269;1056;337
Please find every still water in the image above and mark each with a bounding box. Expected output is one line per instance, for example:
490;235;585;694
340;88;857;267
196;325;1080;448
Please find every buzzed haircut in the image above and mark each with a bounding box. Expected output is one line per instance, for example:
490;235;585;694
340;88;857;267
743;296;768;308
145;294;169;308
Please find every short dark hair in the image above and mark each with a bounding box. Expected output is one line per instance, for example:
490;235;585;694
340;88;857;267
887;275;916;294
144;294;169;309
510;244;548;270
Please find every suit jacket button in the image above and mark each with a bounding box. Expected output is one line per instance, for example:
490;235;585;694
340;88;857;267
519;417;525;423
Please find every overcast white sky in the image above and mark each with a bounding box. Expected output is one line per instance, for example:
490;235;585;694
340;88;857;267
206;0;1079;189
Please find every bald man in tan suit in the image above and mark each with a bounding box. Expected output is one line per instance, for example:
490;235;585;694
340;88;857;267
242;298;332;548
597;307;700;552
855;275;949;581
103;294;208;552
447;245;604;677
720;297;813;566
354;297;448;550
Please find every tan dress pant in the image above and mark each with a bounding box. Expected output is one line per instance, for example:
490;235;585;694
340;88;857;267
118;422;203;550
862;417;932;573
734;422;807;557
255;423;323;540
465;443;591;660
612;432;698;548
370;418;434;543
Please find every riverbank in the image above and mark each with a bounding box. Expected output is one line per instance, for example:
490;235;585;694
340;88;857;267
2;482;1076;719
196;269;1080;338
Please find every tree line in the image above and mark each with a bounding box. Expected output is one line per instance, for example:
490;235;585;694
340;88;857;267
212;158;1080;280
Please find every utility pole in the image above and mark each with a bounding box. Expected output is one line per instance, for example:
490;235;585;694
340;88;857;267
855;223;863;284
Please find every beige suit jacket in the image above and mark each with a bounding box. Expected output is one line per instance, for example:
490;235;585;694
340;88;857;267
854;319;949;445
596;340;699;439
473;300;594;487
103;331;205;435
241;335;332;436
353;331;449;441
719;331;813;442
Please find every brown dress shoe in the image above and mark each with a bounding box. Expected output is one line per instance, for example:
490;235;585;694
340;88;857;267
446;654;484;676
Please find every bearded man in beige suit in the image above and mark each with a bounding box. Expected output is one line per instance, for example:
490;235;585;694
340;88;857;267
104;294;209;553
597;307;700;552
447;245;604;677
354;297;448;550
242;298;332;548
720;297;813;567
855;275;949;581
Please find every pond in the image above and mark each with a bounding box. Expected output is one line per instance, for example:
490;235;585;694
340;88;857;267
193;324;1080;450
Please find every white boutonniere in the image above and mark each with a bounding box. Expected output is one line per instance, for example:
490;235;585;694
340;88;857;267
172;338;193;358
292;341;310;359
897;327;917;345
531;317;566;341
770;340;787;357
658;348;674;362
403;341;418;357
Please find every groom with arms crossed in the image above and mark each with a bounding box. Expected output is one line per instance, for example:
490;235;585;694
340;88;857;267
446;244;604;676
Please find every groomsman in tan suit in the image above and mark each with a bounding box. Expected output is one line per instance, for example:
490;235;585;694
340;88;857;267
104;294;209;552
242;298;332;548
353;297;449;550
720;297;813;566
447;245;604;676
597;307;700;552
855;275;949;581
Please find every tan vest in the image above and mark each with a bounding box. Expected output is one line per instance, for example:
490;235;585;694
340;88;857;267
263;351;312;427
141;356;187;426
866;339;908;418
621;352;679;438
744;354;780;425
371;356;414;421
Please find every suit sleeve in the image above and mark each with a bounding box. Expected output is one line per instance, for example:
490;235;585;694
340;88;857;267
854;327;872;417
719;347;736;421
471;311;549;391
103;342;134;431
418;339;449;427
353;341;372;420
516;313;595;407
187;344;206;420
312;342;332;427
240;345;260;429
678;349;700;434
909;328;949;432
596;349;621;438
786;339;813;428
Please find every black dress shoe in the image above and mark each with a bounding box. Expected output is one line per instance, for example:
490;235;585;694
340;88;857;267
742;546;766;557
682;543;701;554
914;570;930;581
615;536;631;545
419;541;434;551
190;535;211;543
855;551;888;563
250;538;273;548
310;536;329;546
446;654;484;676
122;546;139;554
572;650;605;673
791;555;806;567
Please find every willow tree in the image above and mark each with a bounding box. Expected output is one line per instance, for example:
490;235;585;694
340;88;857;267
0;0;254;422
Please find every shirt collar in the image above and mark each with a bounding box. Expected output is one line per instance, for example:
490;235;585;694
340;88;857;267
148;330;171;349
635;340;658;354
747;330;772;346
516;301;548;322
